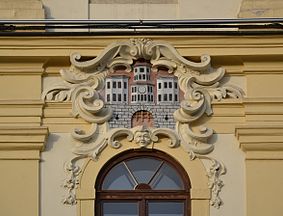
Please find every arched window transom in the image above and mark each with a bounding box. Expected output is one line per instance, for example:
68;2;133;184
95;150;191;216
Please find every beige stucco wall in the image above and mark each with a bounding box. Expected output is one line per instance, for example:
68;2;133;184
40;133;245;216
42;0;242;19
1;35;283;216
2;0;282;20
40;133;77;216
207;134;245;216
0;0;45;19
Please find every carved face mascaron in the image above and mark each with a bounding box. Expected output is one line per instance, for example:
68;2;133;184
134;130;152;147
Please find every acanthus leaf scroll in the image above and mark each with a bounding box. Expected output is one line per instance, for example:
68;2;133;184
42;38;243;208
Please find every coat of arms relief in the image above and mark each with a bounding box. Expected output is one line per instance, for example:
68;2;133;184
42;38;243;208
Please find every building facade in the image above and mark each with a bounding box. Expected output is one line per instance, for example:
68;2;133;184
0;1;283;216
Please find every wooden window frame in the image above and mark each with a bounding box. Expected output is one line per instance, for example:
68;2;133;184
95;149;191;216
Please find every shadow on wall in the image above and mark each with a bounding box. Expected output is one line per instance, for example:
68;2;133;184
44;133;60;152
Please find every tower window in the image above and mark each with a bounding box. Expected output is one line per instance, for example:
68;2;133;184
164;94;168;101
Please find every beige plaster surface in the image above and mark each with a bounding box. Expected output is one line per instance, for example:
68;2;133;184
1;35;283;216
42;0;242;19
207;134;246;216
0;0;44;19
0;76;41;100
40;133;246;216
246;160;283;216
0;160;39;216
239;0;283;18
40;133;77;216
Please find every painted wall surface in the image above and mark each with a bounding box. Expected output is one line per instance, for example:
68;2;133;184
40;133;77;216
1;36;283;216
41;0;242;19
207;134;245;216
40;133;245;216
2;0;283;20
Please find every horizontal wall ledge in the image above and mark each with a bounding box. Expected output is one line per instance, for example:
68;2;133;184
0;126;49;151
235;124;283;159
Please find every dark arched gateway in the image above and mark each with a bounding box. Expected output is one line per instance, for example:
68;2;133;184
131;110;154;128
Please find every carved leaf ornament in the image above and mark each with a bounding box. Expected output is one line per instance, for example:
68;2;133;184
42;38;243;208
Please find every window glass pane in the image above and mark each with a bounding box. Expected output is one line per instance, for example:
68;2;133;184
150;163;184;190
148;201;184;216
102;163;135;190
126;158;161;184
103;202;138;216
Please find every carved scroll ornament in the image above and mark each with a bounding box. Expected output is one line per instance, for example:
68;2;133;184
42;38;243;208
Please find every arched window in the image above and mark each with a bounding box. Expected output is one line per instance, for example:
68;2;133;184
95;150;191;216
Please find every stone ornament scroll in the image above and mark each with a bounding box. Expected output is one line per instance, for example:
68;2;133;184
42;38;243;208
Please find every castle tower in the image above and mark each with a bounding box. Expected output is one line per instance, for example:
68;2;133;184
130;62;155;105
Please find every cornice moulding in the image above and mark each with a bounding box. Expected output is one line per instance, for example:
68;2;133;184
2;36;283;57
235;124;283;152
0;67;44;75
0;100;44;105
243;97;283;103
243;98;283;116
0;126;49;151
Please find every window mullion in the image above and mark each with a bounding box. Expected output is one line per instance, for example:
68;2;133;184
140;198;146;216
123;161;139;187
147;161;164;186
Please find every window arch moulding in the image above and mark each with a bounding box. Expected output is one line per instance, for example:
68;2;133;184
42;38;244;210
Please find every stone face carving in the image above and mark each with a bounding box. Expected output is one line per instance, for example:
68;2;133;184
133;128;152;147
42;38;243;208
